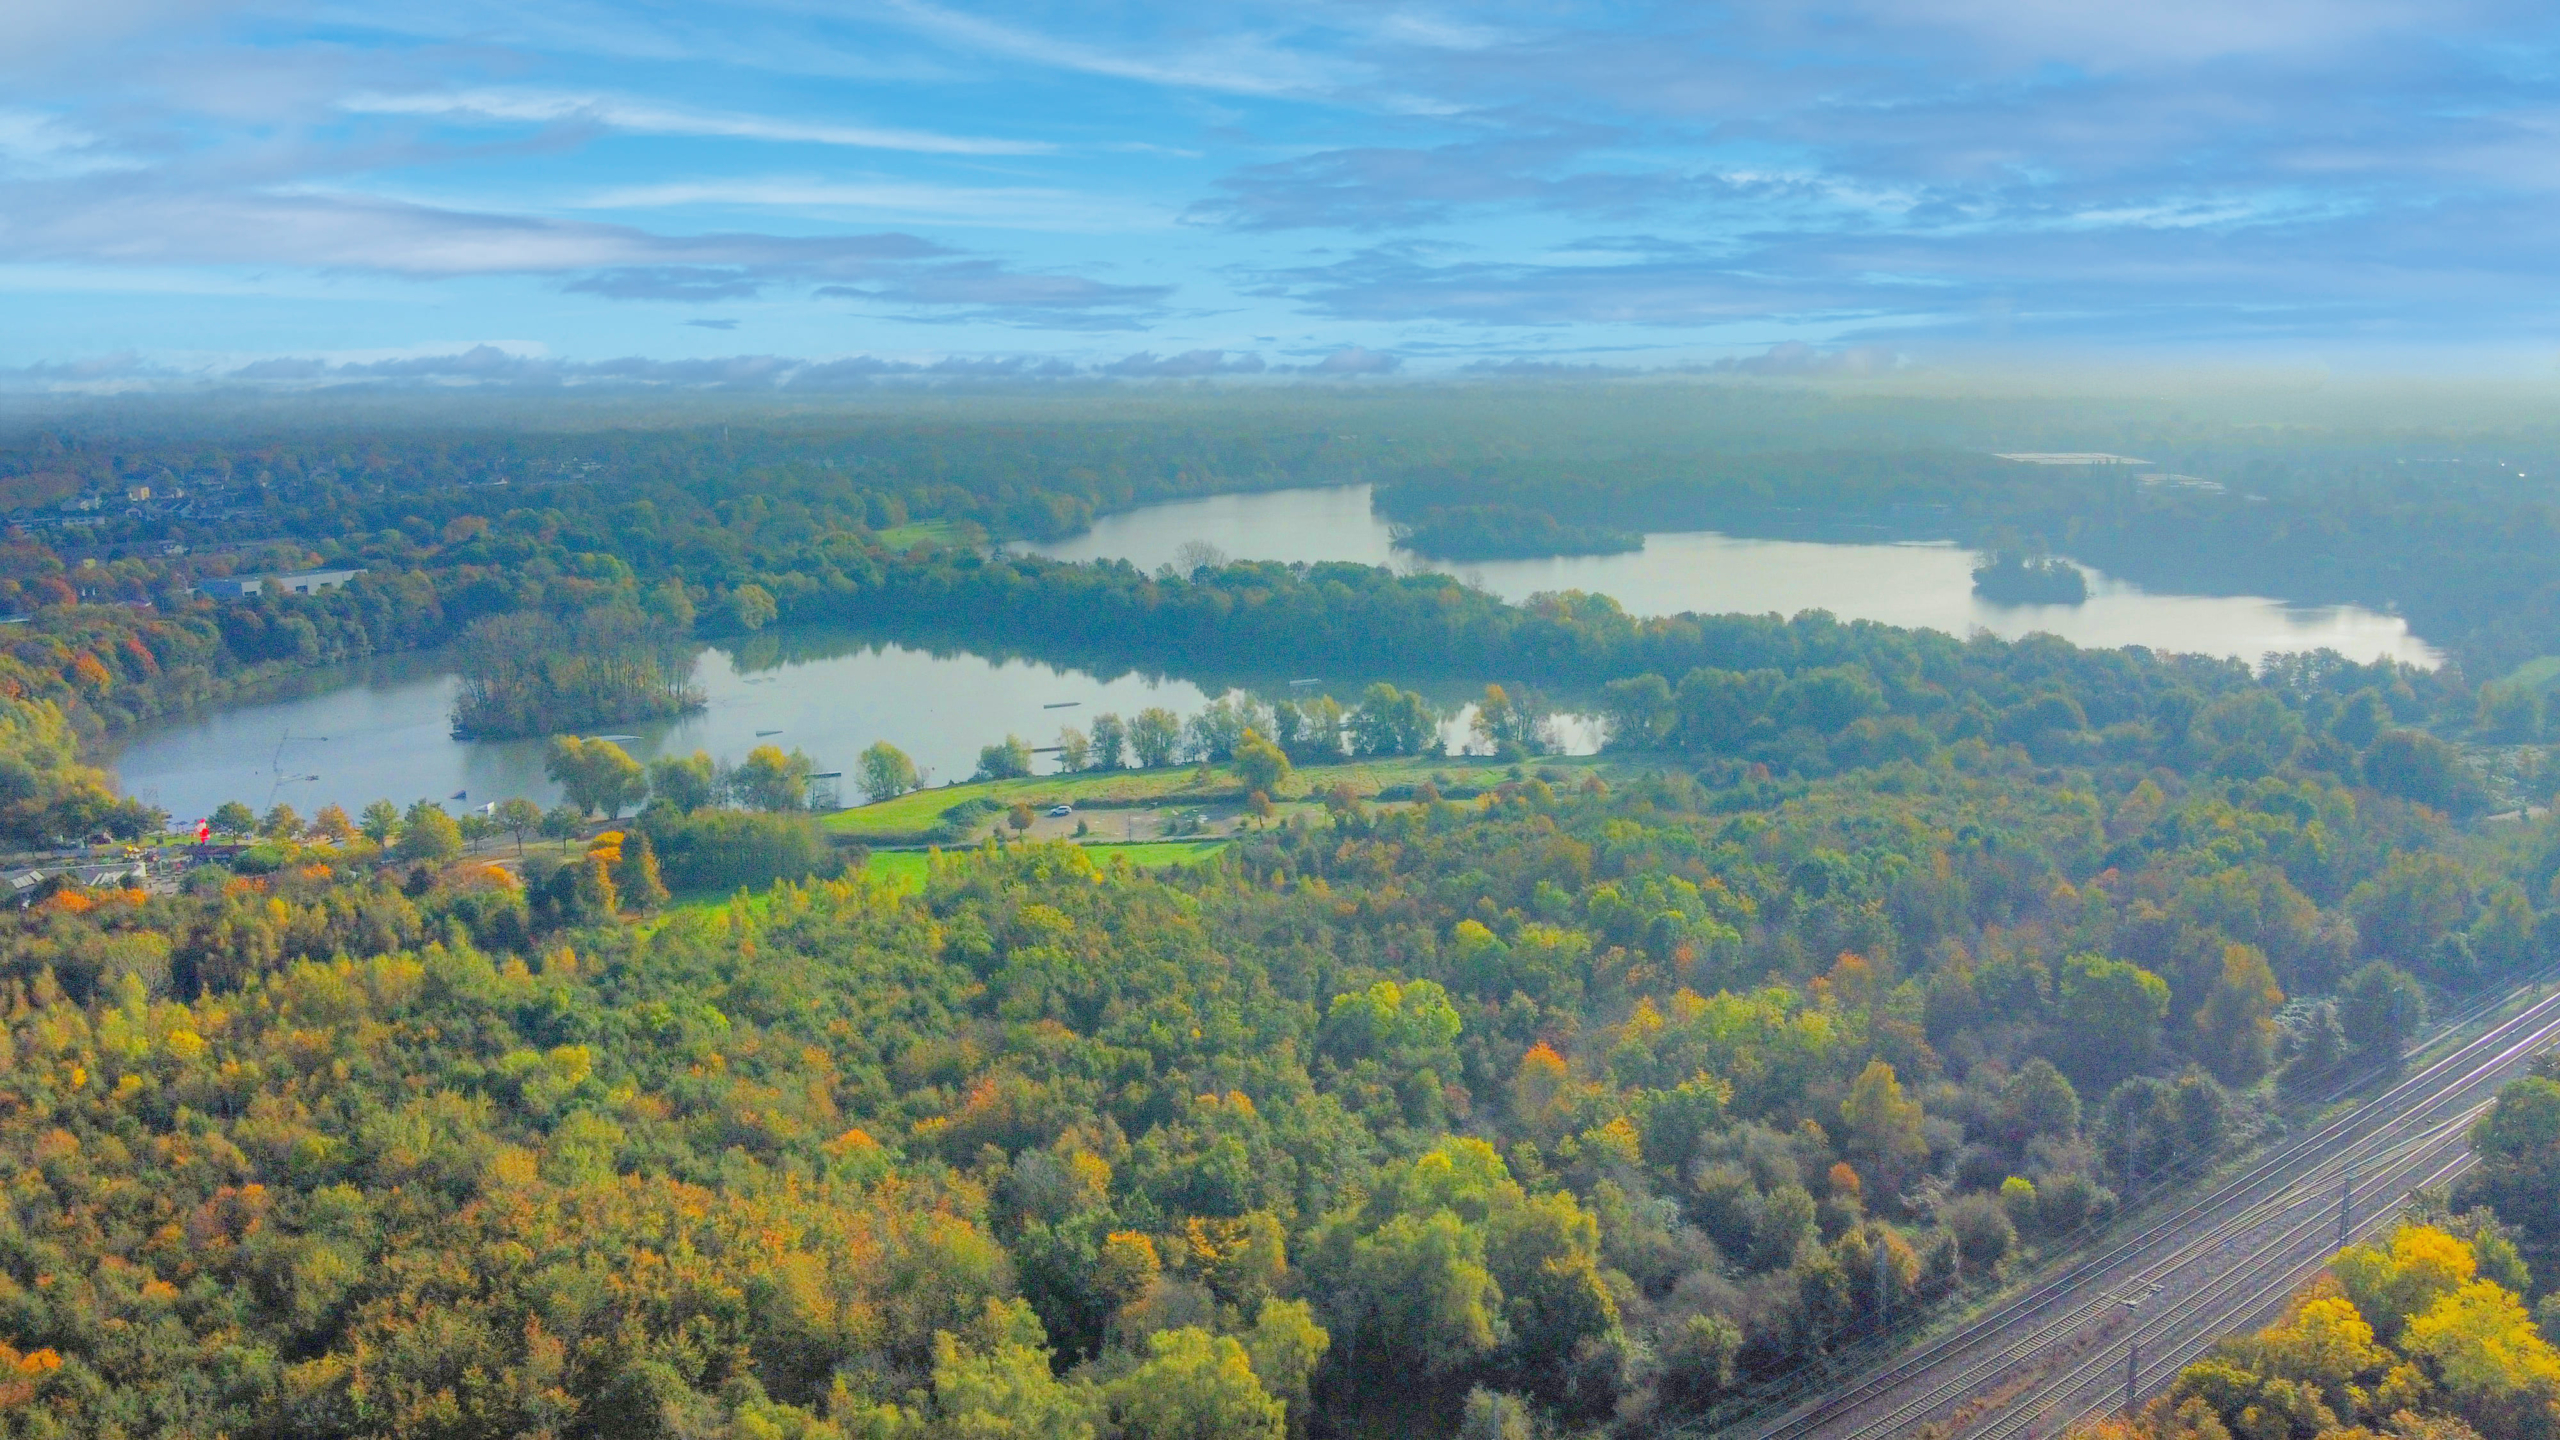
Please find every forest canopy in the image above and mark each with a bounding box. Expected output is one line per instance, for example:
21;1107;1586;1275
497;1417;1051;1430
0;388;2557;1437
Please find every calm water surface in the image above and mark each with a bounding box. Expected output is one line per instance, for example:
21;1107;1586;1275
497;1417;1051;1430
111;483;2431;821
108;634;1550;824
1024;485;2440;669
110;640;1231;824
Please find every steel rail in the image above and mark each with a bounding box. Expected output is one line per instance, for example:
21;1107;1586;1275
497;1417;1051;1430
1715;980;2560;1440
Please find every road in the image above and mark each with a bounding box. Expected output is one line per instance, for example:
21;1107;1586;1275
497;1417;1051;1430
1707;979;2560;1440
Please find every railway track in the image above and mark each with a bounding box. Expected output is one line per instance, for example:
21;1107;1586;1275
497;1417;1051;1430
1713;978;2560;1440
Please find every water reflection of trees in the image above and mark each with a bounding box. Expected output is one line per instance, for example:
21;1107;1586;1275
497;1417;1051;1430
709;619;1605;718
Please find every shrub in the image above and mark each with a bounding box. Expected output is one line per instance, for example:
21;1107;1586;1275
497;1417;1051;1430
650;809;833;894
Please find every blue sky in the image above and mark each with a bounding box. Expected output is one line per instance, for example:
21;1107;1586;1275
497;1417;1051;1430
5;0;2559;383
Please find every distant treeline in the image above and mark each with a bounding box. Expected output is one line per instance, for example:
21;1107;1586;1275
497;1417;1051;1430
0;405;2550;794
1374;447;2560;676
1387;503;1641;559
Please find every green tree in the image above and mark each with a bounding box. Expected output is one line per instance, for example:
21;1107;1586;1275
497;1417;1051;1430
396;801;463;863
1943;1192;2015;1276
727;583;777;631
210;800;258;839
540;803;585;849
917;1299;1099;1439
1661;1312;1743;1409
2365;729;2483;812
1469;684;1547;757
1459;1389;1538;1440
1129;709;1183;768
1336;1209;1503;1376
2341;961;2427;1061
1242;1299;1329;1437
1102;1328;1285;1440
2058;952;2171;1088
858;740;921;802
1783;665;1885;734
1233;729;1292;795
1289;695;1346;762
2351;851;2472;971
494;796;544;855
258;803;303;841
1350;684;1438;757
2195;690;2303;777
2479;682;2544;741
975;735;1034;781
1086;713;1128;770
1056;727;1091;773
642;577;695;631
357;798;401;845
2456;1077;2560;1285
647;751;717;813
1601;673;1674;750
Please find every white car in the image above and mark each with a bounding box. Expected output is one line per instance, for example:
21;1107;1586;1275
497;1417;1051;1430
1046;804;1074;817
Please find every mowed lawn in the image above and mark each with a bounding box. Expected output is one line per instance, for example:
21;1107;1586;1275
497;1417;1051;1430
823;751;1612;840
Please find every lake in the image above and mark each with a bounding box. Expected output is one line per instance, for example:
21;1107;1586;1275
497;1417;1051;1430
1022;485;2440;669
109;482;2431;822
107;632;1552;824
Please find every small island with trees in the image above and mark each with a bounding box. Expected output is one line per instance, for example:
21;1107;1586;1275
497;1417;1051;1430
1971;548;2090;605
449;599;705;739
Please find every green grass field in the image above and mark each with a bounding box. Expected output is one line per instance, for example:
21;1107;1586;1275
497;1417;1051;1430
824;752;1611;841
659;838;1232;921
870;519;966;550
822;767;1238;837
2501;656;2560;690
1069;839;1231;868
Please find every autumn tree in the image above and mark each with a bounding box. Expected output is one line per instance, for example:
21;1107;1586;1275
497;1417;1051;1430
858;740;921;802
2192;944;2284;1084
1233;728;1292;795
547;736;648;818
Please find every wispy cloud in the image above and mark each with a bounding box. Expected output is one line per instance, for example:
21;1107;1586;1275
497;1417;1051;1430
341;88;1052;156
874;0;1357;98
6;0;2560;367
1101;348;1266;376
0;109;137;179
572;177;1166;232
